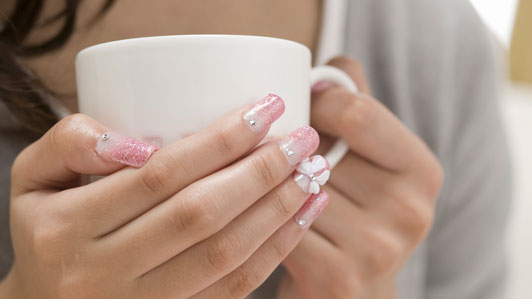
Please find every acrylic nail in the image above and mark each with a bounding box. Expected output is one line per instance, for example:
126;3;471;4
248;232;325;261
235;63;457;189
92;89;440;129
295;190;330;229
95;132;159;168
311;81;334;93
294;155;331;194
243;93;285;133
279;125;320;165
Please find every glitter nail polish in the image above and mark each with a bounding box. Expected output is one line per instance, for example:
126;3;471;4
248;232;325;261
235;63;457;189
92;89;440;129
294;155;331;194
279;125;320;165
295;190;330;229
95;132;159;168
242;93;285;133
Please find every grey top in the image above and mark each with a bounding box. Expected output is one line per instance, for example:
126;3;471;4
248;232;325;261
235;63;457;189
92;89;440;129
252;0;512;298
0;0;511;298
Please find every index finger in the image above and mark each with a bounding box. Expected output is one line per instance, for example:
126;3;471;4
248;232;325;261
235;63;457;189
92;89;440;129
10;114;131;195
312;88;433;173
327;56;372;94
70;94;286;236
310;57;435;172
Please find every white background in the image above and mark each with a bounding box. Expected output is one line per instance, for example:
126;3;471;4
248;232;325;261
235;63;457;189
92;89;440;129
469;0;519;46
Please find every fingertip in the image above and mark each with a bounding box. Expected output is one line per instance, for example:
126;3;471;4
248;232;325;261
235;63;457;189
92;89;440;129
242;93;286;133
294;190;330;229
279;125;320;165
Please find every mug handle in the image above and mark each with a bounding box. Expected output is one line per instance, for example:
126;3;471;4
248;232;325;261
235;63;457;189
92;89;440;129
310;66;359;169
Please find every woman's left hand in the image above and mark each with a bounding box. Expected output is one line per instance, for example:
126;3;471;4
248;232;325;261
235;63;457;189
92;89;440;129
277;57;444;299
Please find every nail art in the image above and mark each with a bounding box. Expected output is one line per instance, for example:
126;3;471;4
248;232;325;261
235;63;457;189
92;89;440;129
279;126;320;165
294;155;331;194
243;93;285;133
95;132;159;168
295;190;330;229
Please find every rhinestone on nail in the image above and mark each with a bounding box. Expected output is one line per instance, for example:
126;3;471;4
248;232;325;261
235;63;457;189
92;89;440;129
101;133;110;140
287;150;294;157
249;119;257;126
298;219;306;226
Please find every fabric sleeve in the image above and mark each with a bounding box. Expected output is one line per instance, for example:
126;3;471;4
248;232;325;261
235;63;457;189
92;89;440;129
423;5;512;298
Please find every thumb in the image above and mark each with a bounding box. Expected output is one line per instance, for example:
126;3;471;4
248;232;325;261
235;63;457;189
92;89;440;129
11;113;158;195
310;55;373;139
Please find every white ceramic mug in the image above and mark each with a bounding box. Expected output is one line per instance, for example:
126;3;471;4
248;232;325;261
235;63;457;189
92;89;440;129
76;35;357;168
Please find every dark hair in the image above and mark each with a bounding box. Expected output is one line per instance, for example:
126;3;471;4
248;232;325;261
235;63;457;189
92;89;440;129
0;0;114;135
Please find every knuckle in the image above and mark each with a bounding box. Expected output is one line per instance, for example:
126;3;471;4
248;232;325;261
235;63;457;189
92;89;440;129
50;115;81;156
138;154;176;195
339;94;376;134
379;182;435;246
52;113;91;150
268;187;294;220
10;151;28;189
363;228;403;277
227;270;262;299
172;188;217;235
412;207;434;243
205;234;240;273
222;232;293;298
269;233;292;260
249;152;280;190
393;193;434;242
423;159;445;200
213;127;239;157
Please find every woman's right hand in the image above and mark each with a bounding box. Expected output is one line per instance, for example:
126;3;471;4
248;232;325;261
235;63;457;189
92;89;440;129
2;94;330;299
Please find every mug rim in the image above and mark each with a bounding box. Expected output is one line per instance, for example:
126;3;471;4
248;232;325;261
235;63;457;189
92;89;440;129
77;34;310;59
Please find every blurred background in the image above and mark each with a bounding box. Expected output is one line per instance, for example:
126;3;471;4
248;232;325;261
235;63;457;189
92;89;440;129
469;0;532;298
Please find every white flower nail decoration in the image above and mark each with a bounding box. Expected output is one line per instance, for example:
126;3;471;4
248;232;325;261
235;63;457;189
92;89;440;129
294;155;331;194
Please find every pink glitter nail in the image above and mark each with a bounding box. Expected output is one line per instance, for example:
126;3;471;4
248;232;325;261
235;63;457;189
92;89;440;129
279;126;320;165
95;132;159;168
295;190;330;229
243;93;285;133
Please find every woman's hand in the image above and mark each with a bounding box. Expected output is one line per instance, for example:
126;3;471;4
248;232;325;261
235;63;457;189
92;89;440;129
277;57;444;299
2;94;329;299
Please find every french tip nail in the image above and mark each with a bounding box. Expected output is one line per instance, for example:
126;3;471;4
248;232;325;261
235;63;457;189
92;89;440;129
95;132;159;168
243;93;285;133
279;126;320;165
295;190;330;229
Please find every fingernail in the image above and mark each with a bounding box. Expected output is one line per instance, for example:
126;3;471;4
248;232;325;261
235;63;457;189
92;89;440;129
295;190;329;229
294;155;331;194
95;132;159;168
243;93;285;133
279;125;320;165
311;81;334;93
